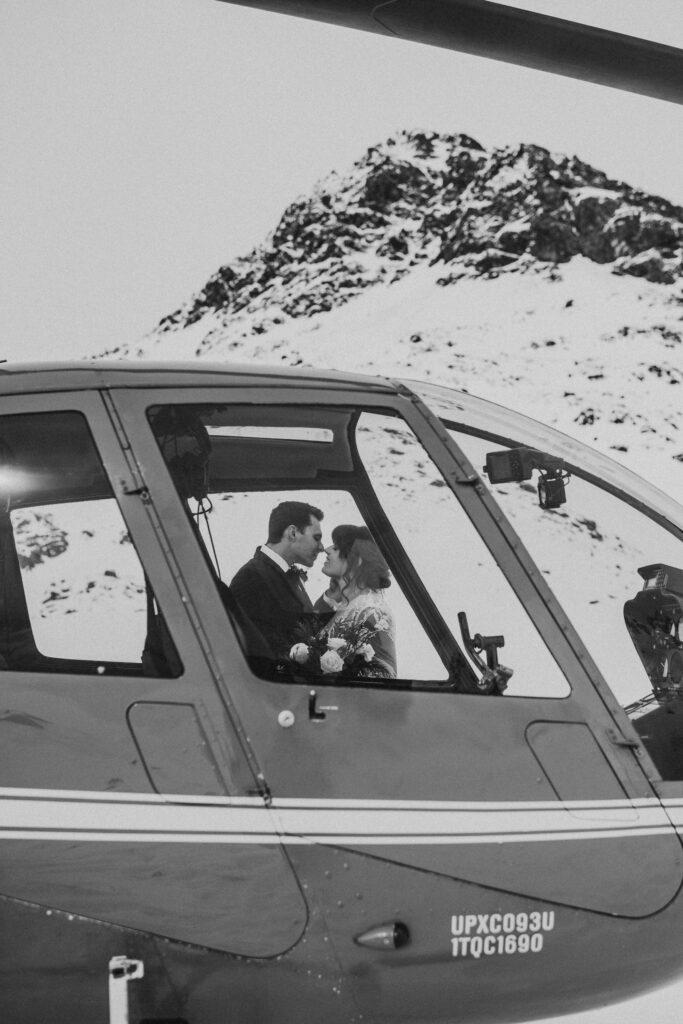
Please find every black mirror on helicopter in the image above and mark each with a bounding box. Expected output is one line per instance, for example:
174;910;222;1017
483;447;570;509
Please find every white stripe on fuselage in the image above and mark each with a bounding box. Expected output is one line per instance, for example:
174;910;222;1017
0;787;679;845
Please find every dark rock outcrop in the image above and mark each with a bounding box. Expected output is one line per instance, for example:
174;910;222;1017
13;513;68;569
145;130;682;351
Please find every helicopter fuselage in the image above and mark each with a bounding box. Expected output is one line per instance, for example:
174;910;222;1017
2;363;683;1022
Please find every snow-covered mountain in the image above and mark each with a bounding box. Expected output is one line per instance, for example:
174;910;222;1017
104;129;683;496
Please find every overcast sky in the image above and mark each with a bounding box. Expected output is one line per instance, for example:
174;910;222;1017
3;2;683;1022
2;0;682;361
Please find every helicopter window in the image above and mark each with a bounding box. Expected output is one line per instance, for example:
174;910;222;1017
148;402;567;695
354;413;569;698
0;411;180;677
449;427;683;780
149;402;449;684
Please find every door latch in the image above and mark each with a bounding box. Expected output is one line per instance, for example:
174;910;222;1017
308;690;338;721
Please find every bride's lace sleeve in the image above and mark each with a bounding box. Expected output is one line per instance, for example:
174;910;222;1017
348;593;397;678
349;593;393;633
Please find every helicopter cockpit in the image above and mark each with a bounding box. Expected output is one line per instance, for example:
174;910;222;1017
2;376;683;785
0;392;564;698
145;396;572;698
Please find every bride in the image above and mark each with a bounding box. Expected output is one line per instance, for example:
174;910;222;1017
316;524;397;679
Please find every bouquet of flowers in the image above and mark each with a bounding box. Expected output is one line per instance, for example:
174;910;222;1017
288;615;386;678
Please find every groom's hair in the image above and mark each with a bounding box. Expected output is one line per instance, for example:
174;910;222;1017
268;501;323;543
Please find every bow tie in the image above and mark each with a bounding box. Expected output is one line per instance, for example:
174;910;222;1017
286;566;308;582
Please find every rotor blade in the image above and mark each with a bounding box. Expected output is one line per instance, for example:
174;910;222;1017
218;0;683;105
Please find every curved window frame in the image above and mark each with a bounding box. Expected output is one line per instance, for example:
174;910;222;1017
406;379;683;543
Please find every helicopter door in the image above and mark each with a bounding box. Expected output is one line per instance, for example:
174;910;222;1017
0;391;306;957
109;385;683;921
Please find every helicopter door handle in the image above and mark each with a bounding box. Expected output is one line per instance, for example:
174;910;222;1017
309;690;338;722
606;728;641;752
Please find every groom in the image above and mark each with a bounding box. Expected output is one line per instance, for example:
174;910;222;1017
230;501;325;661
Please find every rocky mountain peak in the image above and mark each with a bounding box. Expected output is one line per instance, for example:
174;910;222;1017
141;129;681;357
436;140;683;277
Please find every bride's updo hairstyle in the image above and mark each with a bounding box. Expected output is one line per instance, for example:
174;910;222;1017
332;524;391;592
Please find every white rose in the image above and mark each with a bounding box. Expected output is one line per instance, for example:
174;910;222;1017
326;637;346;651
359;643;374;662
289;643;310;664
374;617;389;631
320;649;344;674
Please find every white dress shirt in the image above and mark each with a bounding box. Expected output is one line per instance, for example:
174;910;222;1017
259;545;290;573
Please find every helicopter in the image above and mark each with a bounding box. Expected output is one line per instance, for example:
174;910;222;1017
2;360;683;1024
4;3;683;1024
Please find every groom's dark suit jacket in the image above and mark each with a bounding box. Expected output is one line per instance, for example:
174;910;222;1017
229;548;316;660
